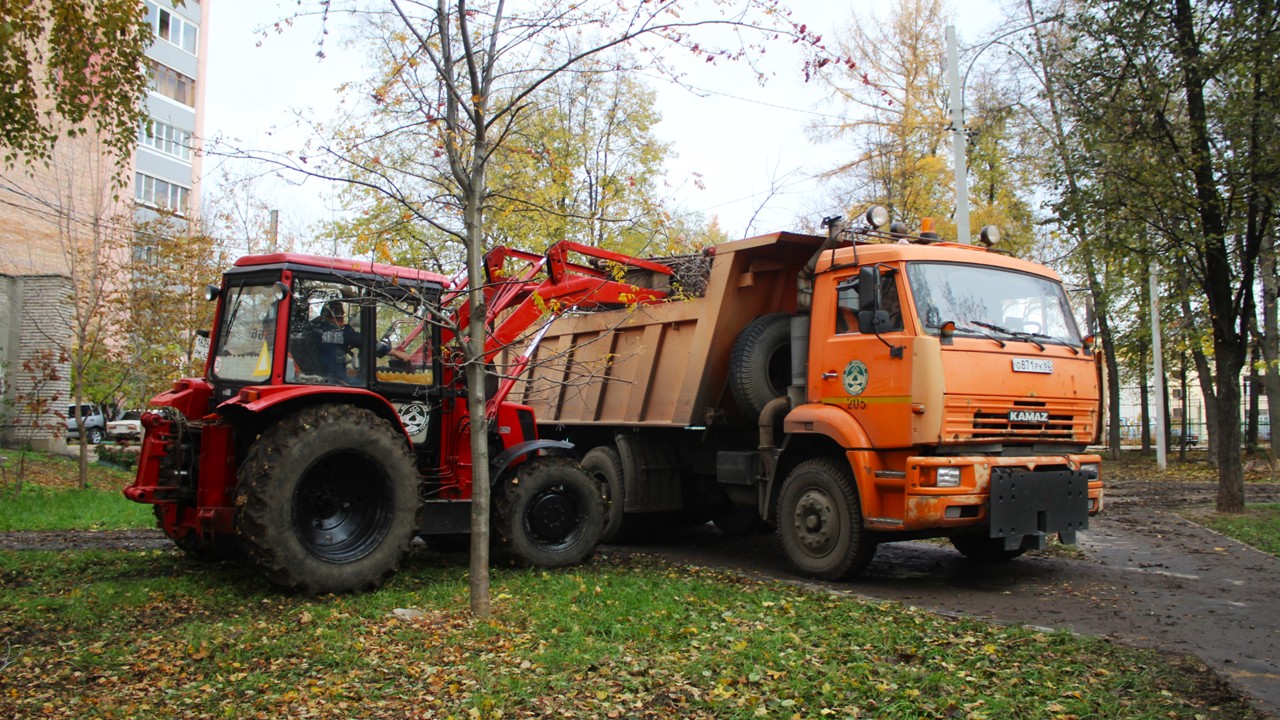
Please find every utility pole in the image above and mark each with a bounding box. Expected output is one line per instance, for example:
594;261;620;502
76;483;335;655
946;25;971;245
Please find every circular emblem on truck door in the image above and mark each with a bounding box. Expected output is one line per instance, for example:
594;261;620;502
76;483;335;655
843;360;869;396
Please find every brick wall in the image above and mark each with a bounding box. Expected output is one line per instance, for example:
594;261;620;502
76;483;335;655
1;274;74;448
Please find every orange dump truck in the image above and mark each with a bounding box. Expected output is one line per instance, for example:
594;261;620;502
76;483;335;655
516;210;1103;579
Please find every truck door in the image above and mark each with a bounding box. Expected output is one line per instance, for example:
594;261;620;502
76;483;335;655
813;268;915;448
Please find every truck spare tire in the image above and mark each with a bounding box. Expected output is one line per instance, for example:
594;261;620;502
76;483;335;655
235;404;421;594
729;313;793;418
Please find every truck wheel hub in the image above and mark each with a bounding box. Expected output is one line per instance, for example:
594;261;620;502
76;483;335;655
793;489;836;551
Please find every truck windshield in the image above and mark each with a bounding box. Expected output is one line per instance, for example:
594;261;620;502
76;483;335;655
906;262;1083;347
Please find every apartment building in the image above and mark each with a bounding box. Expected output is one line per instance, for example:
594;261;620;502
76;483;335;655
1;0;209;448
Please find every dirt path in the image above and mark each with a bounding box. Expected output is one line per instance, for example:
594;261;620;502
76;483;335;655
4;479;1278;715
609;479;1280;718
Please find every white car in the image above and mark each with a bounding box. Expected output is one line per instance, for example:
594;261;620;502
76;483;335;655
106;411;144;441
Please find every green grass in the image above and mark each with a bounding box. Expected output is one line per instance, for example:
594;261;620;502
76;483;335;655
0;483;153;531
1193;504;1280;556
0;551;1256;719
0;449;147;531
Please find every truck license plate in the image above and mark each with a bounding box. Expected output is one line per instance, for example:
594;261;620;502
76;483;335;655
1012;357;1053;374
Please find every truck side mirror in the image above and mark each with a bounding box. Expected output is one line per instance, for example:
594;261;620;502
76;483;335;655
856;265;891;333
857;265;880;312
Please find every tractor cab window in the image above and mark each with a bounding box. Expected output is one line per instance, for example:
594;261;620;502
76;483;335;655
287;280;367;386
373;286;435;386
835;272;904;335
211;283;280;384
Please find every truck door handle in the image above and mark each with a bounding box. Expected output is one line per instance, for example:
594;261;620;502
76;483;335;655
821;371;838;379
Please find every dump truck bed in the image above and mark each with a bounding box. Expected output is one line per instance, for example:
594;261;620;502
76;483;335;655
517;231;823;427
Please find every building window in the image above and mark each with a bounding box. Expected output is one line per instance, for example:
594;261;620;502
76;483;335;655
144;1;198;54
148;61;195;107
138;119;192;161
135;172;191;215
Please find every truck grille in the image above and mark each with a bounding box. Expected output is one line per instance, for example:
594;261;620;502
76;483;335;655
943;396;1094;442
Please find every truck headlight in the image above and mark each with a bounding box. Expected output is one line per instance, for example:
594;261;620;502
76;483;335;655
936;467;961;488
1081;463;1100;480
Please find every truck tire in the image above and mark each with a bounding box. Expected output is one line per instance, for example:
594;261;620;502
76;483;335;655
235;404;421;594
498;456;604;567
581;445;639;543
777;458;876;580
950;535;1027;562
729;313;792;418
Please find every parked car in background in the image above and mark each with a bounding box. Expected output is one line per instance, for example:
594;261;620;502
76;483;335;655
1172;428;1200;446
106;410;144;441
65;404;107;444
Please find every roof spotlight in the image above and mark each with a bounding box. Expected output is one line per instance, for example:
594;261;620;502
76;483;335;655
865;205;890;229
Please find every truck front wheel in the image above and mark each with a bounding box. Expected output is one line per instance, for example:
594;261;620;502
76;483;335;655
498;456;604;567
950;535;1027;562
777;458;876;580
235;405;421;594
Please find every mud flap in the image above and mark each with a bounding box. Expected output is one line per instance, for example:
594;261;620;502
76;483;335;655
989;468;1091;551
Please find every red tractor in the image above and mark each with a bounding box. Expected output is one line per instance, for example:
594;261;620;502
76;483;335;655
125;243;673;593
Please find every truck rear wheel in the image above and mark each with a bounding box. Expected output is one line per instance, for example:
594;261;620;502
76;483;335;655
581;445;640;543
235;405;420;594
777;458;876;580
729;313;792;418
498;456;604;567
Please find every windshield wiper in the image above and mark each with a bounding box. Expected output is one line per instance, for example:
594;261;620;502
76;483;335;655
971;321;1046;351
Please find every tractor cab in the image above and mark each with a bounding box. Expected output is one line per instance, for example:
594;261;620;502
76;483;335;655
205;253;446;448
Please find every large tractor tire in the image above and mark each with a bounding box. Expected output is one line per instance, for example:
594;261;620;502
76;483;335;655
235;404;421;594
497;456;604;567
580;445;641;543
729;313;793;418
776;458;876;580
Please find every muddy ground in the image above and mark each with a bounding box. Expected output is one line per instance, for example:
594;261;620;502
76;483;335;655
615;478;1280;718
3;477;1278;716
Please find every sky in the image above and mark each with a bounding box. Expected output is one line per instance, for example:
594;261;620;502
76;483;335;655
202;0;1004;248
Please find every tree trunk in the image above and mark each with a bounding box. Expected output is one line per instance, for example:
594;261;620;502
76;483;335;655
1138;341;1150;454
1247;342;1260;450
466;147;492;619
1171;0;1250;510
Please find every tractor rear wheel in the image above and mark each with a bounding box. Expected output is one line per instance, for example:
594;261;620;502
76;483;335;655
235;404;420;594
498;456;604;567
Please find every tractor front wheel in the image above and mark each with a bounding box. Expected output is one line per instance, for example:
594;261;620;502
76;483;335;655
498;456;604;567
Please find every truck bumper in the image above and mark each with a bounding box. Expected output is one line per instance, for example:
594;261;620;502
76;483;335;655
887;454;1102;544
